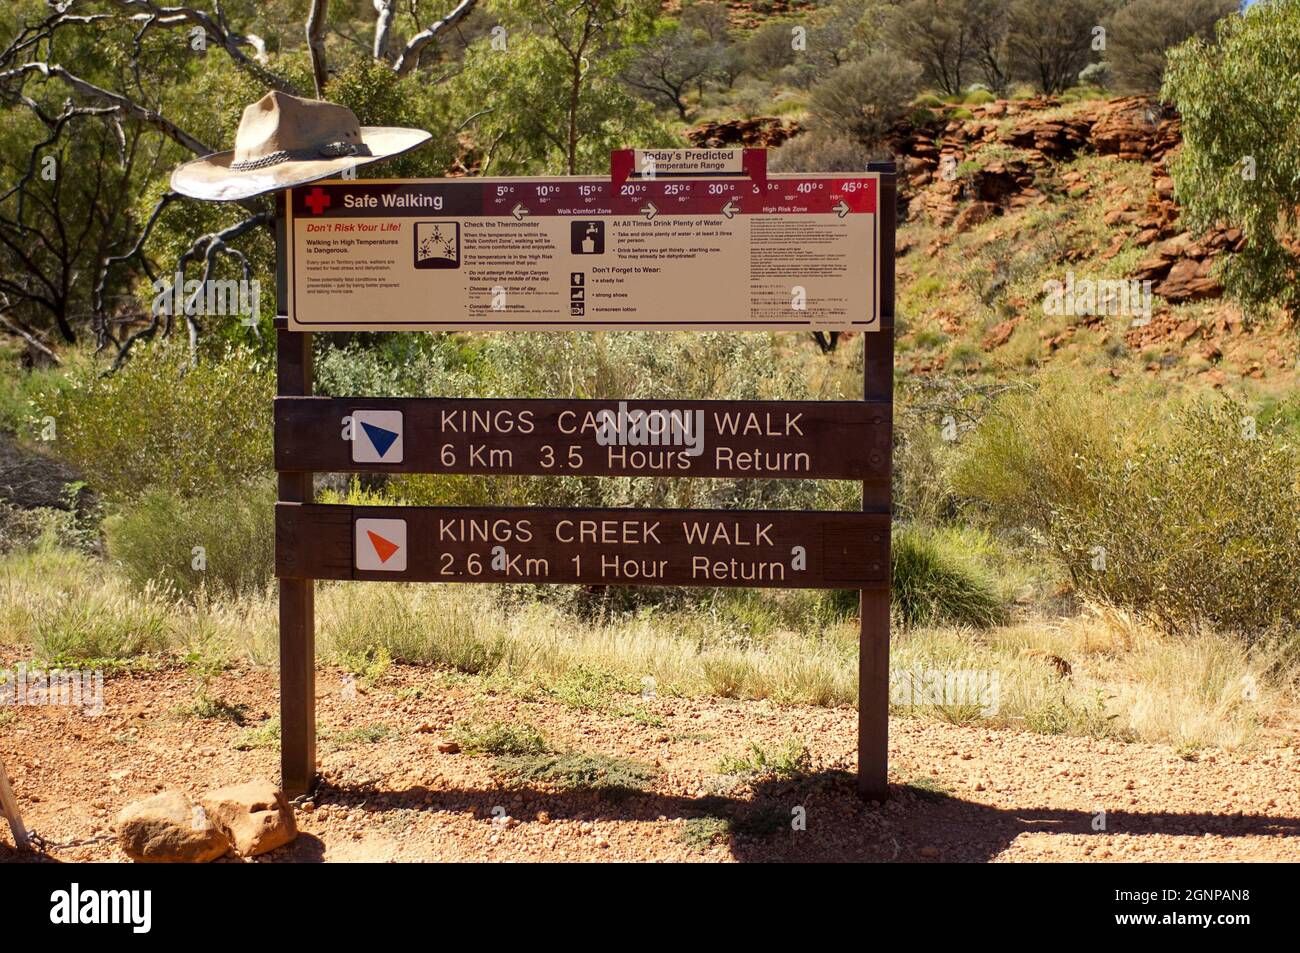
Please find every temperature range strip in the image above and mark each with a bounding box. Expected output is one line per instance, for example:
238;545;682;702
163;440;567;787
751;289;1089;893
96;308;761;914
274;396;891;480
276;504;890;589
291;174;877;221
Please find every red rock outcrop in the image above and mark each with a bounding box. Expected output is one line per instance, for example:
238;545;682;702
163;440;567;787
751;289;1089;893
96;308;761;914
1131;228;1244;302
686;117;802;148
1088;97;1181;162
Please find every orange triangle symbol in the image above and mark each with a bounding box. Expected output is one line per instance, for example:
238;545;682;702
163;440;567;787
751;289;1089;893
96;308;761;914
366;530;400;563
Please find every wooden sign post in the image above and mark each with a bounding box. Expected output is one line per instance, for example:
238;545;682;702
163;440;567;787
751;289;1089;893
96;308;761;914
0;756;29;851
272;157;895;801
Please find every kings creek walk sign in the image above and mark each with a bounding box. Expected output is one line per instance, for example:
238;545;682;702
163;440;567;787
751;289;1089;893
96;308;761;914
273;149;896;801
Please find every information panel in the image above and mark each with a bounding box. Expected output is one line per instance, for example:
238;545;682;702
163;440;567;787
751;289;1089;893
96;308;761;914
286;173;879;331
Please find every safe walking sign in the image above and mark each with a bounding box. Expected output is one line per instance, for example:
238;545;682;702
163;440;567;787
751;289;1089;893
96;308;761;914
270;149;897;803
285;151;880;331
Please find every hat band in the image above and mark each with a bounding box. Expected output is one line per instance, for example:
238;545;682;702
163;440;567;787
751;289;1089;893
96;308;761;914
228;140;372;172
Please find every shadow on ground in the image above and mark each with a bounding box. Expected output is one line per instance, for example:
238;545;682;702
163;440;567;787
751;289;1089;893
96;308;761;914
263;770;1300;863
5;771;1293;863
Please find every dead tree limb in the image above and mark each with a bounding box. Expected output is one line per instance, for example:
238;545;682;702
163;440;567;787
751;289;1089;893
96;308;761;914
0;62;213;155
372;0;396;61
392;0;477;75
107;209;272;369
0;299;62;366
307;0;330;96
69;0;301;95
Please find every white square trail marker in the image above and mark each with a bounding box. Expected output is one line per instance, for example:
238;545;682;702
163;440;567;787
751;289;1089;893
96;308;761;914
351;409;404;463
355;518;407;572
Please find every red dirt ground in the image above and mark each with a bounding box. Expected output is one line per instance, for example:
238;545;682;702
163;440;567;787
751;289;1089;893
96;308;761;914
2;662;1297;862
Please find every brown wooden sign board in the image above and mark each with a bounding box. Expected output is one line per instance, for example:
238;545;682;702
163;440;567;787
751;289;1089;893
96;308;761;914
270;157;897;805
275;396;890;480
277;503;888;588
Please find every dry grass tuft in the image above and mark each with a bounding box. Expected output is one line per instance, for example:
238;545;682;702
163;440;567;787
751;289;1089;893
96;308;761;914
1;547;1293;752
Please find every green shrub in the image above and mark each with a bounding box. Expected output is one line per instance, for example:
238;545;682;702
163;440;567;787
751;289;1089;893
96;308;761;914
680;815;731;849
950;376;1153;531
233;719;280;751
1050;400;1300;634
956;380;1300;634
330;723;391;746
809;53;922;146
716;737;812;779
492;751;656;793
908;106;941;125
768;134;877;172
948;342;983;370
0;347;69;437
33;342;272;502
891;525;1008;629
106;479;275;598
383;332;836;513
450;720;549;756
179;691;248;724
335;644;393;684
313;334;479;398
892;394;963;525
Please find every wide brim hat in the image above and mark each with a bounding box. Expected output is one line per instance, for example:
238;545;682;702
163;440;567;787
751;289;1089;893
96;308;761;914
171;91;431;202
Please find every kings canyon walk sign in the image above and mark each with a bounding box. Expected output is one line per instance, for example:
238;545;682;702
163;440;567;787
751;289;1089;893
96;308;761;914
273;149;896;800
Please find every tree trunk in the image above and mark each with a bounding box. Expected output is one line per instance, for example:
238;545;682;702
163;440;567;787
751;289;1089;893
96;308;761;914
373;0;395;62
307;0;330;97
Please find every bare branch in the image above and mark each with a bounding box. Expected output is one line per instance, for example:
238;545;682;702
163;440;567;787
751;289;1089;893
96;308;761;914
64;0;301;95
307;0;330;96
393;0;477;76
108;210;272;369
91;190;181;347
373;0;396;62
0;306;62;366
0;62;213;155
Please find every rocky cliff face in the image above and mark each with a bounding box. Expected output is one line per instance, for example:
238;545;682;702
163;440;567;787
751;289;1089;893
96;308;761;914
884;96;1236;305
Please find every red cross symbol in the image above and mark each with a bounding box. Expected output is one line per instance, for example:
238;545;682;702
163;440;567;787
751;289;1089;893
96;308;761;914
304;187;331;215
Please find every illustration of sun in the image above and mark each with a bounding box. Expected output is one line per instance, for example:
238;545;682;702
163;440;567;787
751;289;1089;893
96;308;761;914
418;224;457;262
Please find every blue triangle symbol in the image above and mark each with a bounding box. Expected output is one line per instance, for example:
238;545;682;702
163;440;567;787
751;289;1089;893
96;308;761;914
361;421;399;458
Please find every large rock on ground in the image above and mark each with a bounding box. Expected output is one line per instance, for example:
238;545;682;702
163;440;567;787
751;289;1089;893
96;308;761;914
1154;258;1224;303
954;200;997;233
116;791;229;863
199;780;297;857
